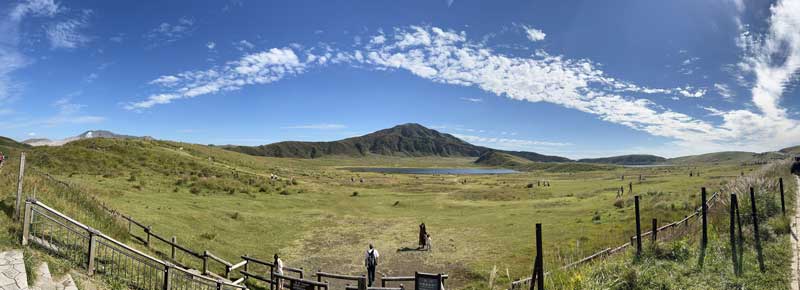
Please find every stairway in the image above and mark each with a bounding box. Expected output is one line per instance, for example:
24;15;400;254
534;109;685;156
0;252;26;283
31;262;77;290
0;250;76;290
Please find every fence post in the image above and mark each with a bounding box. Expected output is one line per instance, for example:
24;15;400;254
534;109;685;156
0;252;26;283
203;251;209;275
729;194;739;276
701;188;707;247
14;152;26;221
750;187;765;272
87;228;98;276
163;263;172;290
735;193;744;274
146;226;152;247
21;201;32;246
780;177;785;216
651;218;658;244
530;223;543;290
634;196;642;256
699;188;708;268
216;279;223;290
171;236;177;259
358;275;367;290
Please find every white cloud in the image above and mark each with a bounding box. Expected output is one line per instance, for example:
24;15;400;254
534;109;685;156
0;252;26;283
207;41;216;50
234;40;255;51
144;17;194;46
281;124;346;130
109;34;124;43
454;134;571;150
360;25;799;153
127;47;306;109
0;97;105;129
45;10;92;49
459;97;483;103
0;0;62;102
84;73;98;83
522;25;546;42
714;83;735;99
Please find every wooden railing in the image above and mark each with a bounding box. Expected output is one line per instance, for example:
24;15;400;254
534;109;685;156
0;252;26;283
22;198;247;290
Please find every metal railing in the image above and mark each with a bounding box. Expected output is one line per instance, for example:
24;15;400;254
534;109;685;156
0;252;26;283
21;198;247;290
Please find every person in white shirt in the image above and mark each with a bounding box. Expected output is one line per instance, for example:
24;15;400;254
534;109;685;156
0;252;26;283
274;254;284;290
364;244;379;287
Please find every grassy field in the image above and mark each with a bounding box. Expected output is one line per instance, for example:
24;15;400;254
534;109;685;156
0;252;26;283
0;137;789;289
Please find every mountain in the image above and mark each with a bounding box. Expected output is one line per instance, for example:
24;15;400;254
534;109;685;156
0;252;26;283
578;154;666;165
22;130;151;146
225;123;573;162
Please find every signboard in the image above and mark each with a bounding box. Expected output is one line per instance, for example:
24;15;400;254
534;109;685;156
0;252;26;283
415;272;443;290
289;279;316;290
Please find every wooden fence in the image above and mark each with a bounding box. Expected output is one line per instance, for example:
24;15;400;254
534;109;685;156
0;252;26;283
510;190;721;290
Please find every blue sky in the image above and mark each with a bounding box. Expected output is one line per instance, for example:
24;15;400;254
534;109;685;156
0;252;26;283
1;0;799;158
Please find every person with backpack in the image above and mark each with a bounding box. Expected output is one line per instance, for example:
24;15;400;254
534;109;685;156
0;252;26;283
365;244;379;287
418;223;427;250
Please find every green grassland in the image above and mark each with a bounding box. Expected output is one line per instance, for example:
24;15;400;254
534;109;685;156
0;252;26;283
0;137;790;289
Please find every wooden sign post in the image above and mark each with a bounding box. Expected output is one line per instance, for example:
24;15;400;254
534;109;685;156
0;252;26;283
415;272;443;290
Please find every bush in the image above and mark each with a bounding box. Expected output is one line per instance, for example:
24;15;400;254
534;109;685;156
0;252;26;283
352;191;359;197
190;187;201;195
613;198;625;208
279;189;290;195
592;211;601;223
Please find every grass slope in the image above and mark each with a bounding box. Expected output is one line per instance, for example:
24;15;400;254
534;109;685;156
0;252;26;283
2;136;789;289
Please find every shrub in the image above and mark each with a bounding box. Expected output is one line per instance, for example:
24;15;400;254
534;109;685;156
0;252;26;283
613;198;625;208
279;189;290;195
190;187;201;195
199;232;217;240
592;211;601;223
352;191;359;197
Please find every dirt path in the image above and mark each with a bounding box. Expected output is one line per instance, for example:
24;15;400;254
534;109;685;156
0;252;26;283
792;175;800;290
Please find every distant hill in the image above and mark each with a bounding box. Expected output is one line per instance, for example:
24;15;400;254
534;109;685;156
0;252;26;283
475;150;613;172
578;154;666;165
779;145;800;155
23;130;151;146
665;151;786;165
225;123;572;162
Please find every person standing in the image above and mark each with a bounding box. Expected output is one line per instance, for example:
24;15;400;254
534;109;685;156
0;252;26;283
418;223;427;249
365;244;379;287
425;234;432;251
274;254;284;290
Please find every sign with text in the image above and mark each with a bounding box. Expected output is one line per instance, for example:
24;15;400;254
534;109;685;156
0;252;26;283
415;272;443;290
289;279;316;290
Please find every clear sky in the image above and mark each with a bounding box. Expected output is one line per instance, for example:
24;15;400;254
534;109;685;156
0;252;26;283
1;0;798;159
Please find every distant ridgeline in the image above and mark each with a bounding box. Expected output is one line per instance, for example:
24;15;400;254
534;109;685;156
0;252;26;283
223;123;571;162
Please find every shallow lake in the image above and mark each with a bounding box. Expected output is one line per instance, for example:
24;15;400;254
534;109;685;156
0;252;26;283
345;167;519;175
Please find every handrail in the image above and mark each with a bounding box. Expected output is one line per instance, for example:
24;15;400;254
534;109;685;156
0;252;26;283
315;271;362;281
241;255;304;276
206;251;234;267
239;270;276;285
28;199;246;289
273;272;328;287
380;274;447;288
149;230;203;258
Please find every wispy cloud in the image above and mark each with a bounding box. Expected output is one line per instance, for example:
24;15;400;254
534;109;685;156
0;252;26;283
459;97;483;103
206;41;216;50
0;97;105;129
234;40;255;51
127;47;306;110
281;124;346;130
714;83;735;99
45;9;92;49
453;134;571;150
144;17;194;47
0;0;61;103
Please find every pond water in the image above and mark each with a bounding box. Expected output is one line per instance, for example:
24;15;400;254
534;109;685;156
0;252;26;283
346;167;519;175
